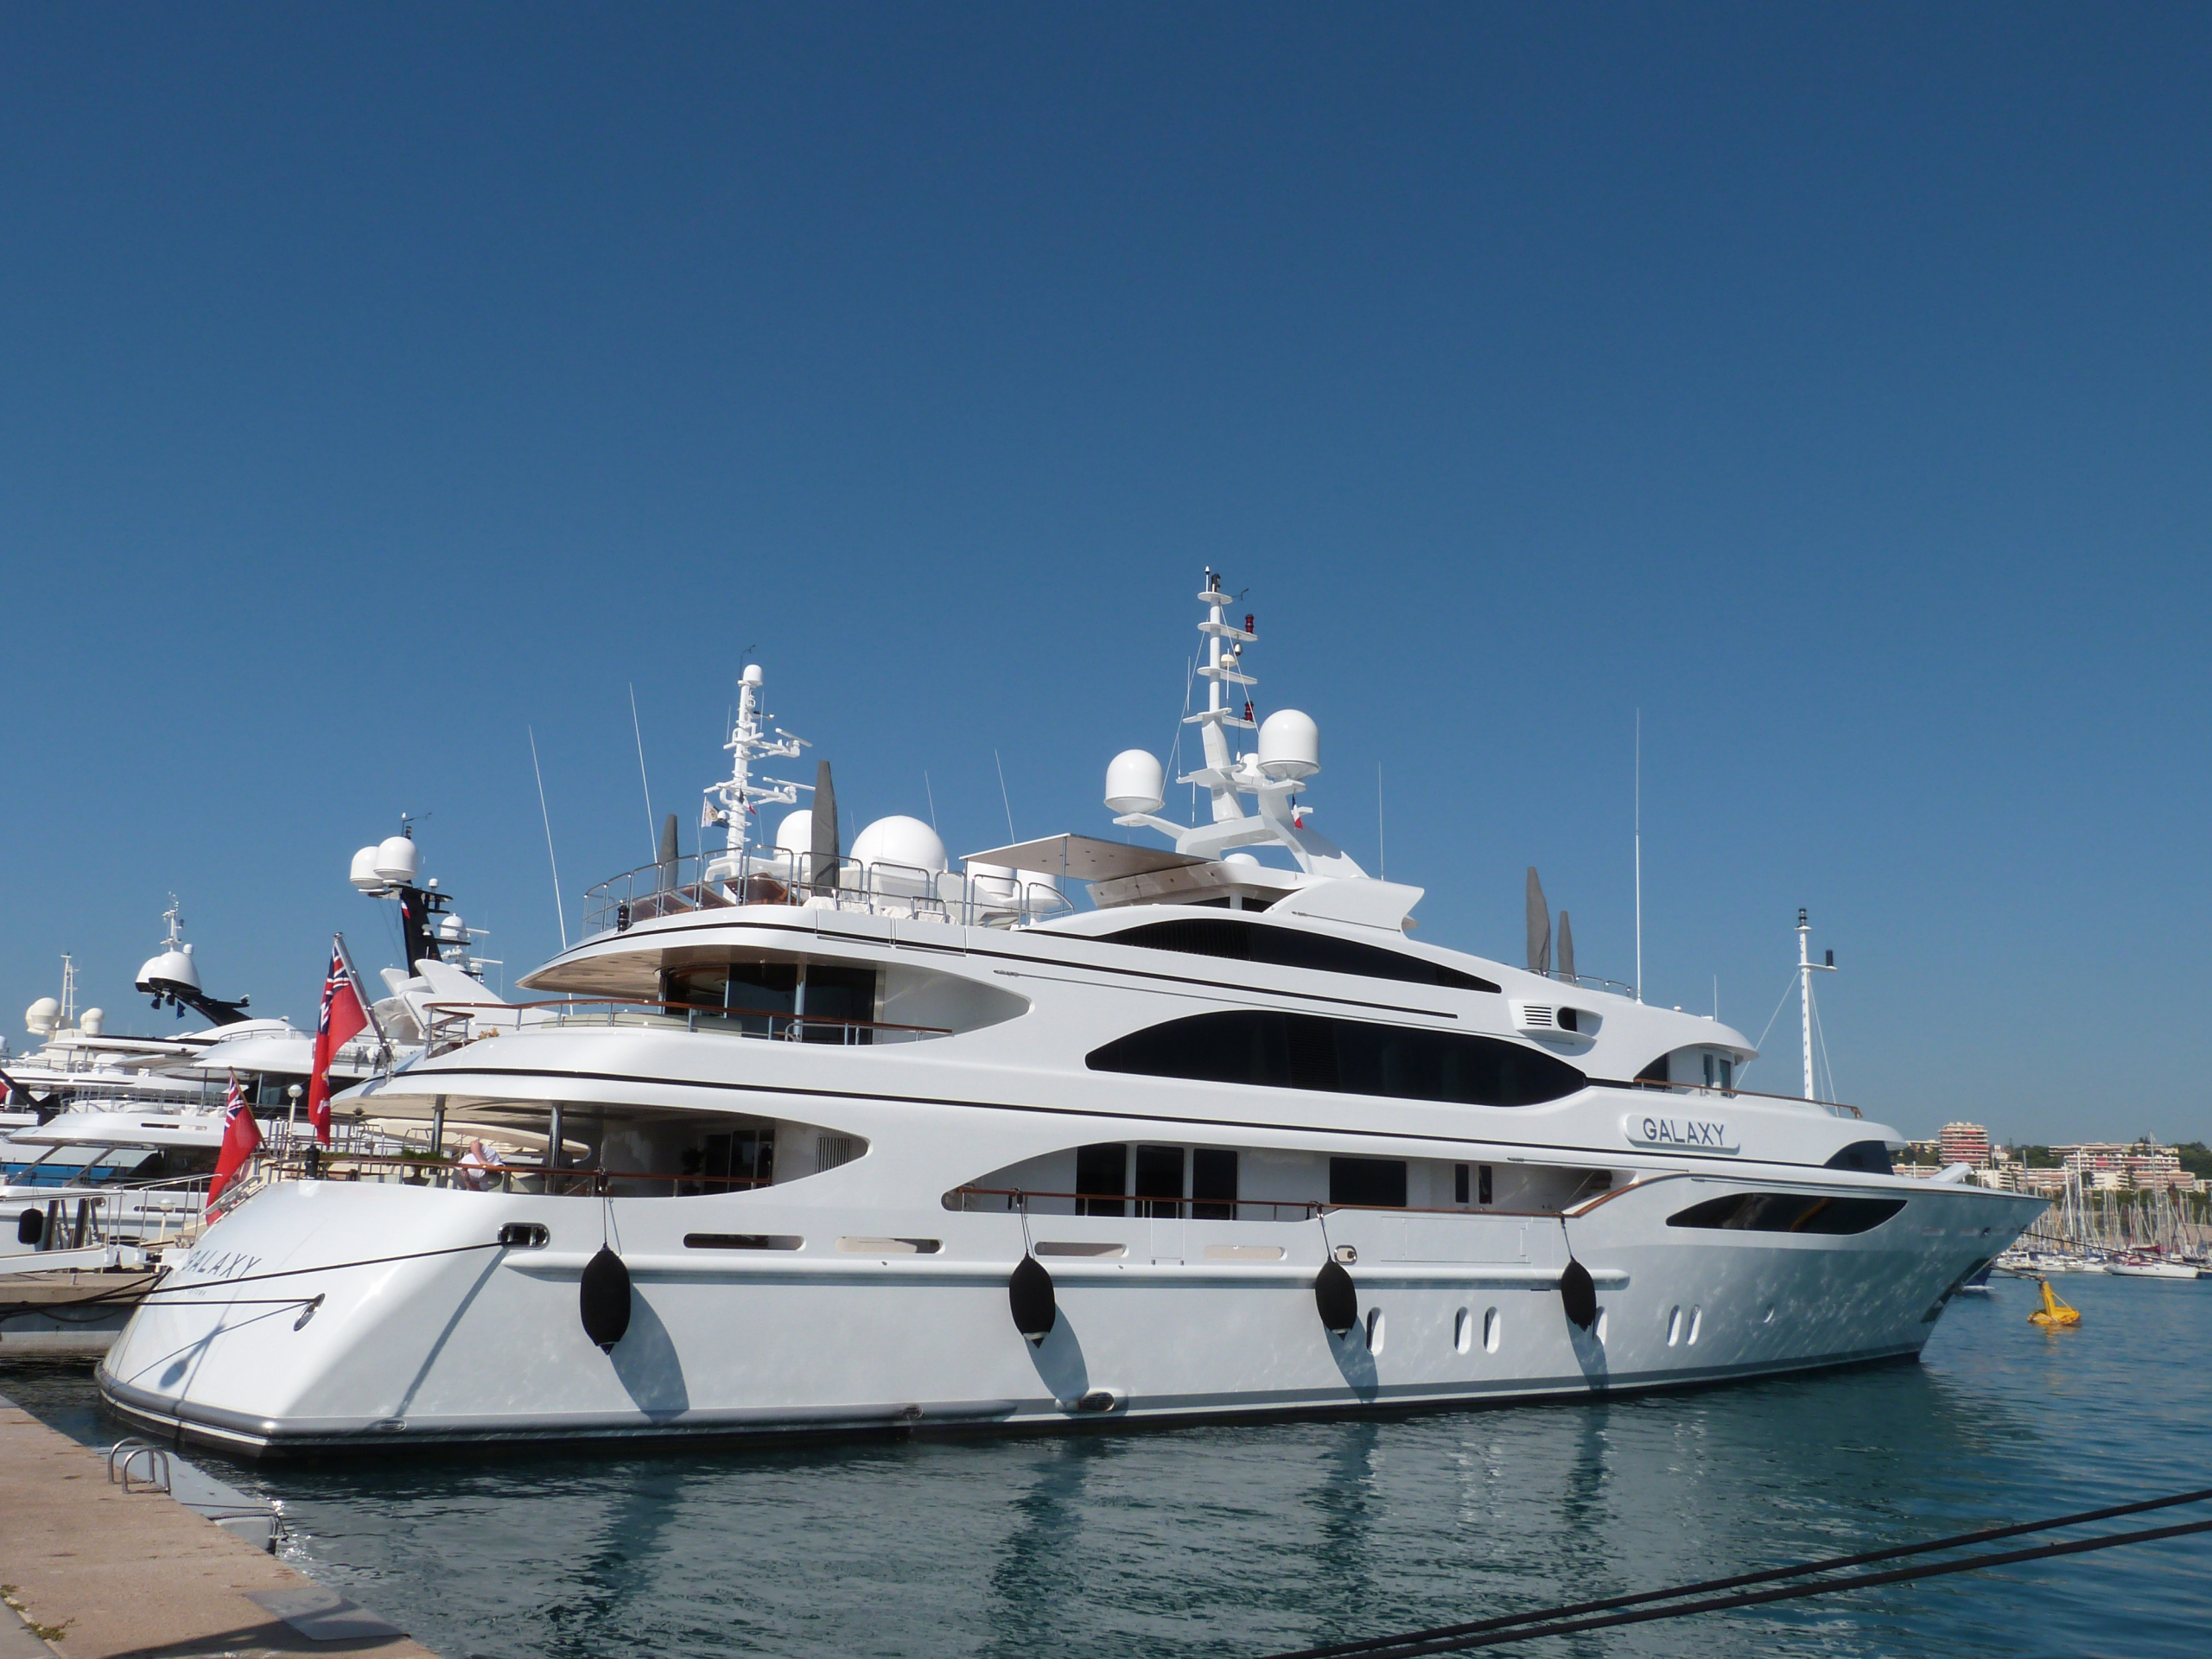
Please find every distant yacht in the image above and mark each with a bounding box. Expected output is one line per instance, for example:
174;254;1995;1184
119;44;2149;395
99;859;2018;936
101;578;2046;1453
5;858;504;1268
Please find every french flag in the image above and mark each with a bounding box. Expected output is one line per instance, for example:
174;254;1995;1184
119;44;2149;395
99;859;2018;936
207;1073;261;1211
305;937;370;1147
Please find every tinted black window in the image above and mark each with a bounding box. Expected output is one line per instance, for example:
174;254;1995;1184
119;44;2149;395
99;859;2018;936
1135;1145;1184;1217
1453;1162;1470;1205
1330;1157;1408;1208
1667;1192;1905;1236
1104;917;1500;995
1192;1148;1237;1220
798;964;877;1045
1086;1009;1585;1107
1076;1142;1127;1217
1825;1141;1895;1175
664;963;800;1038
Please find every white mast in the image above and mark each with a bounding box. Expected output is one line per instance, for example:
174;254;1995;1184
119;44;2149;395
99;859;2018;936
703;664;809;861
1798;909;1814;1101
1110;572;1367;879
1796;908;1837;1101
1634;711;1643;1003
1189;568;1256;826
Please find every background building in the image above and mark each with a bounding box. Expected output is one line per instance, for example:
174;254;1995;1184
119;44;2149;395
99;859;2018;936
1938;1122;1992;1166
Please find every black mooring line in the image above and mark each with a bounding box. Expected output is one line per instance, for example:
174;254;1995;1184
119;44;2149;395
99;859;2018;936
1258;1491;2212;1659
2;1239;505;1318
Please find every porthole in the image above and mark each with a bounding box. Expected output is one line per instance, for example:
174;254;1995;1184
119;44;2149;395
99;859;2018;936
1665;1306;1681;1347
1366;1307;1386;1354
1688;1306;1703;1344
1453;1307;1472;1354
1482;1306;1501;1353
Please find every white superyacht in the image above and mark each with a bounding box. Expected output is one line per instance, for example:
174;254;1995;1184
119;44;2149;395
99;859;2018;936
100;577;2046;1452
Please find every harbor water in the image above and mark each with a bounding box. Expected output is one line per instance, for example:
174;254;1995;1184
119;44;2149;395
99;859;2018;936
8;1272;2208;1657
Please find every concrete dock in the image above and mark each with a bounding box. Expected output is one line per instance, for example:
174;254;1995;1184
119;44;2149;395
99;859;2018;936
0;1394;438;1658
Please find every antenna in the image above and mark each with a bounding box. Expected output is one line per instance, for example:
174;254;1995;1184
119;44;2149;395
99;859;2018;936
528;727;568;950
924;770;938;833
1634;710;1643;1004
1376;762;1386;881
629;684;655;861
994;749;1017;842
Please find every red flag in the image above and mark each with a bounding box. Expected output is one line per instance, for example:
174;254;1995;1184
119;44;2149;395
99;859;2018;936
306;937;369;1147
207;1073;262;1211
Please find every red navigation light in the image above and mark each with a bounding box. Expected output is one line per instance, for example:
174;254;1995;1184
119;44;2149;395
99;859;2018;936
1243;701;1255;722
1245;613;1255;634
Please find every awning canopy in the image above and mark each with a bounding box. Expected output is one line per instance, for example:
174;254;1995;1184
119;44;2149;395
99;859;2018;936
961;833;1211;883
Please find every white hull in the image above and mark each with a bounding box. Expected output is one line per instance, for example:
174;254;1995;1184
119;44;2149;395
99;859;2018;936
99;1173;2035;1455
2106;1262;2201;1281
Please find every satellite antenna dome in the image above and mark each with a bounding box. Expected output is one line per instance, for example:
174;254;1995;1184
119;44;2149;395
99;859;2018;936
137;946;201;995
372;835;421;887
350;845;388;893
1224;852;1260;868
850;816;948;875
775;809;815;855
1258;709;1320;780
741;664;765;687
26;997;60;1035
437;912;468;942
79;1008;104;1037
1105;750;1166;816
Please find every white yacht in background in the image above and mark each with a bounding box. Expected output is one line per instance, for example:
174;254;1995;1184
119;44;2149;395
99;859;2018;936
101;581;2047;1453
5;874;506;1268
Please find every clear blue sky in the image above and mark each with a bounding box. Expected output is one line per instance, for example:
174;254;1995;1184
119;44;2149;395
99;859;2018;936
3;5;2207;1146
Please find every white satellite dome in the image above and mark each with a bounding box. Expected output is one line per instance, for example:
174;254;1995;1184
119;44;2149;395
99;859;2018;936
1105;749;1166;816
851;816;948;875
1258;709;1320;780
437;912;468;942
775;810;815;855
350;845;387;893
372;835;420;887
25;997;60;1036
741;663;765;688
137;944;201;994
79;1008;105;1037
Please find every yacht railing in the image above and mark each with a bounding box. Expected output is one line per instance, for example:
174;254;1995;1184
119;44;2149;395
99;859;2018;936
1536;970;1640;999
1603;1076;1866;1120
219;1148;776;1200
946;1186;1325;1220
9;1174;213;1253
418;999;950;1056
581;848;1076;941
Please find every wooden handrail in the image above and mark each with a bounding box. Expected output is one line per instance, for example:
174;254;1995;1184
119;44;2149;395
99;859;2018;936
422;998;950;1037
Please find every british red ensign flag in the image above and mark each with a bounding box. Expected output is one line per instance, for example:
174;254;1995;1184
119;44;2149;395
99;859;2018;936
305;936;369;1147
207;1072;262;1211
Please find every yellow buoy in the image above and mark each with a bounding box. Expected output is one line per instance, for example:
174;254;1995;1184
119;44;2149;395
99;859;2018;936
2028;1278;2081;1326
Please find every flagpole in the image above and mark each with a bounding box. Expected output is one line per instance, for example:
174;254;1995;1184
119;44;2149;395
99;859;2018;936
333;931;390;1055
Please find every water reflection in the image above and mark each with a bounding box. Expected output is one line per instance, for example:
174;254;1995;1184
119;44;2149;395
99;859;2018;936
5;1276;2207;1658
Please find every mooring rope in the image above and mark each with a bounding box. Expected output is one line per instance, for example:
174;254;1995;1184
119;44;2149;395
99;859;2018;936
0;1238;506;1321
1258;1485;2212;1659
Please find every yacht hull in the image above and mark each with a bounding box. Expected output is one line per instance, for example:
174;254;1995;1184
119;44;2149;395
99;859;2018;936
96;1176;2041;1456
